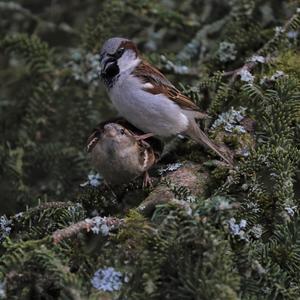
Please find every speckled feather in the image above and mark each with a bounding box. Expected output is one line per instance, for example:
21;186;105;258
87;119;162;186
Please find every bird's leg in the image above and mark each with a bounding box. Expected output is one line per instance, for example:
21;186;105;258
103;180;118;198
142;171;152;188
134;132;154;141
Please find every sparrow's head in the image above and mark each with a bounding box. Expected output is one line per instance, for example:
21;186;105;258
99;37;140;79
87;123;136;153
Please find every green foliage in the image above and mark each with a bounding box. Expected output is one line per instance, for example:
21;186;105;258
1;239;84;299
123;209;240;300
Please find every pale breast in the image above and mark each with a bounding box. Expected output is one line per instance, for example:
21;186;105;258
108;74;189;137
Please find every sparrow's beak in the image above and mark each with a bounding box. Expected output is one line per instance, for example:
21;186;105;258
100;55;117;75
103;124;117;138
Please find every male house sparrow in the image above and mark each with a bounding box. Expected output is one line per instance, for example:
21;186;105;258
99;37;233;165
87;118;162;187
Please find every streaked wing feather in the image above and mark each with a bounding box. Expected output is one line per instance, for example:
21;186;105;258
133;61;200;111
138;140;156;170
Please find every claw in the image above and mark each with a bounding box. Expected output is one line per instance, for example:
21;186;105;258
103;181;117;198
142;171;153;188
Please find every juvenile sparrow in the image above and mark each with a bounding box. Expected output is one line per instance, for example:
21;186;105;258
99;37;233;165
87;118;162;187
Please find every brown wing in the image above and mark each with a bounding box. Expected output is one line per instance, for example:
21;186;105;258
138;140;157;171
133;61;200;111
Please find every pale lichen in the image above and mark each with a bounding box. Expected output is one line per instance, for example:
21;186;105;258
217;41;237;62
212;107;246;133
91;267;123;292
0;216;11;242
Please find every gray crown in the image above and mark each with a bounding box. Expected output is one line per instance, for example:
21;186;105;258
100;37;130;56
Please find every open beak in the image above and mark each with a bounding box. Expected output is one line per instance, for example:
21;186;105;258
103;124;117;138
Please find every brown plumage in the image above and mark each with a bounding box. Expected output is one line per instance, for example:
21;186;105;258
132;60;233;165
104;40;201;112
133;61;202;112
87;118;162;187
99;37;234;166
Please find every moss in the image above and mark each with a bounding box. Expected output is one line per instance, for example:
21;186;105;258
274;50;300;78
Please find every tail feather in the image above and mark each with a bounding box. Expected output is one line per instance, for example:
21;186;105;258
186;121;234;166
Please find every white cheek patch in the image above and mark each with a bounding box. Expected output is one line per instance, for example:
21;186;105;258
118;51;141;73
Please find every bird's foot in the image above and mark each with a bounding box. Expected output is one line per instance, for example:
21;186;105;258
103;181;118;198
134;132;154;141
142;171;153;188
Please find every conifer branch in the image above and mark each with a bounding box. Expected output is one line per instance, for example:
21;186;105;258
52;216;124;244
224;9;300;83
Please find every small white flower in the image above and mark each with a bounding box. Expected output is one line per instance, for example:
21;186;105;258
80;173;103;187
285;206;297;216
270;70;285;81
260;76;268;85
0;281;5;299
158;163;182;175
14;212;23;219
0;216;11;241
234;125;246;133
240;219;247;228
250;55;265;63
174;65;189;74
217;41;237;62
87;216;111;236
239;68;254;83
240;149;250;157
250;225;263;239
228;218;247;239
91;267;122;292
224;123;234;132
186;195;196;203
161;55;190;74
275;26;284;35
88;173;102;187
218;200;231;210
228;218;240;235
287;31;298;39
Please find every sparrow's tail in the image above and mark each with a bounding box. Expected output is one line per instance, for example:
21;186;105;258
186;120;234;166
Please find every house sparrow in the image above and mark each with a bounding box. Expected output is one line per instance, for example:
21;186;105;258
99;37;233;165
87;118;162;187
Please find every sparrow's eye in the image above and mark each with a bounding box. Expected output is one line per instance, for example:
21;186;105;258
120;129;125;135
115;47;125;58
